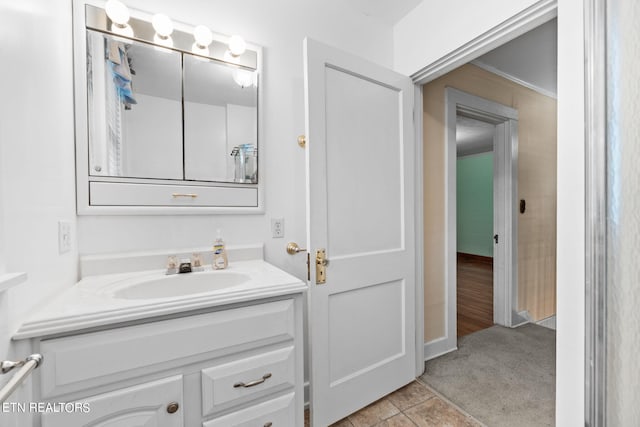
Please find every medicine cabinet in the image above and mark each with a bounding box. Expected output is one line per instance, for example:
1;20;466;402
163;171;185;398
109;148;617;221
73;1;263;214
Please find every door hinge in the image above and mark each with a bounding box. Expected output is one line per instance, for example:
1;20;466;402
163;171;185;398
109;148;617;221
494;234;499;244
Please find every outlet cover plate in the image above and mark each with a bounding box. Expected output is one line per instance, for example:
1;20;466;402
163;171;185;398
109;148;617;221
271;218;284;238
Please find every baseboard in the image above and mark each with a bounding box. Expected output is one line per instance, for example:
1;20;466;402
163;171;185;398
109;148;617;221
304;381;309;408
512;310;531;327
536;315;556;330
424;336;457;361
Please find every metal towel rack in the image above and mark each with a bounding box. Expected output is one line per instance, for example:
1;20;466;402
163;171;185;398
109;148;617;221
0;354;43;403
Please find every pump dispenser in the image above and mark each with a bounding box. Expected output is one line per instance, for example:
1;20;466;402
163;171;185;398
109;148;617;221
212;229;228;270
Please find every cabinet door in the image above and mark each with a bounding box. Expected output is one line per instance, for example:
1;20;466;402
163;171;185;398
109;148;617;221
41;376;183;427
203;393;295;427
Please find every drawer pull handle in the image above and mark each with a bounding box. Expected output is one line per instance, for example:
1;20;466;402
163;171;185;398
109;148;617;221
172;193;198;198
264;423;273;427
166;402;179;414
233;373;272;388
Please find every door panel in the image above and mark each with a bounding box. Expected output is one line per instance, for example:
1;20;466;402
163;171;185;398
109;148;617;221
325;66;403;257
329;280;405;384
304;38;415;426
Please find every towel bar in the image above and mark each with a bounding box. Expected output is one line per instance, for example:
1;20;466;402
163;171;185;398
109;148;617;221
0;354;43;403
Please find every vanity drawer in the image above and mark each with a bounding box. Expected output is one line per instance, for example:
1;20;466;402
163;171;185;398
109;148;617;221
41;375;183;427
39;299;295;398
203;392;296;427
89;181;258;207
201;346;295;416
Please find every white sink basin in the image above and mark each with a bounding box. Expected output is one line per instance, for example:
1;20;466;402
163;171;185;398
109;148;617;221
107;271;251;300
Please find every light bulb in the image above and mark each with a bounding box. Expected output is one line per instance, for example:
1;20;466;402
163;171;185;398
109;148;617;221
193;25;213;48
154;34;173;48
191;42;210;57
105;0;130;26
111;23;134;38
152;14;173;38
233;69;255;88
228;35;246;57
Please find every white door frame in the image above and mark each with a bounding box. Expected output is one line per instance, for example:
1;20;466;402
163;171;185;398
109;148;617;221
446;89;520;341
411;0;557;363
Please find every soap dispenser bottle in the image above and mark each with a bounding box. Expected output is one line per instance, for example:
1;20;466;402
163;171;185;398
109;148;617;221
212;229;228;270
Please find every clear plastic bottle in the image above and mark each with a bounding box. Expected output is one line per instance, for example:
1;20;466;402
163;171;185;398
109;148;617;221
212;229;228;270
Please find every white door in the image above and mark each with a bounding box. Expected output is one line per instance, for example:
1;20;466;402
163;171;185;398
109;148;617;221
304;38;416;426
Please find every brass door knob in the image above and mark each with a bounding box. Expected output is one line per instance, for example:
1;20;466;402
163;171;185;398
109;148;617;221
286;242;307;255
166;402;179;414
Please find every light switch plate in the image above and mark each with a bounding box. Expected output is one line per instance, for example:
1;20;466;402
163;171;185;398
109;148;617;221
271;218;284;238
58;221;72;254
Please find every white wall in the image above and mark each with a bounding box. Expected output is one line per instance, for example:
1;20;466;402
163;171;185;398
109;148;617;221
76;0;395;283
0;0;78;368
394;0;585;424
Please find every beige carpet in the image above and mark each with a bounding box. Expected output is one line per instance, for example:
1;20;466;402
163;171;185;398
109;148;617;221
421;324;555;427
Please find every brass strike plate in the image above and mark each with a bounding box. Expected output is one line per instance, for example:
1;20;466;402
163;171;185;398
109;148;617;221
315;249;327;284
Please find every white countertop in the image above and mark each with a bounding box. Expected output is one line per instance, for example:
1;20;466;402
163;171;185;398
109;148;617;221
14;260;306;340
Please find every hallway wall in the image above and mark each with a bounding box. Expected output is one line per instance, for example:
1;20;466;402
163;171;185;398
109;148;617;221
423;63;557;342
457;153;494;257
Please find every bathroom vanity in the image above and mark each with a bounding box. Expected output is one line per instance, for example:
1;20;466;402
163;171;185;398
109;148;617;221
13;260;305;427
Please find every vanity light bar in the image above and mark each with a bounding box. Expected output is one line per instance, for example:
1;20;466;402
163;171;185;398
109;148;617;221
84;4;258;70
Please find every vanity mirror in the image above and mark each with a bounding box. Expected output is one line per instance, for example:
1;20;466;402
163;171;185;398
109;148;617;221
74;0;262;214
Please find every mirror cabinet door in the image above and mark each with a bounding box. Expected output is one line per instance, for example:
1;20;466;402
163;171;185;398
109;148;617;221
183;56;258;183
87;30;183;180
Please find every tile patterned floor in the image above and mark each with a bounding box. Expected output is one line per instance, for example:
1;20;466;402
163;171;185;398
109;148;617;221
305;380;484;427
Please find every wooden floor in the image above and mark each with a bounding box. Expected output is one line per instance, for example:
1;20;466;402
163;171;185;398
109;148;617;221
457;253;494;337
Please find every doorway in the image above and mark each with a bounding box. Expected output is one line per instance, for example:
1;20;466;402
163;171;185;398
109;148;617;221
455;114;496;337
419;18;558;426
442;88;520;352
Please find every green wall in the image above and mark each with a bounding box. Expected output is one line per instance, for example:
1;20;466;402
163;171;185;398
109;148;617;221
457;153;493;257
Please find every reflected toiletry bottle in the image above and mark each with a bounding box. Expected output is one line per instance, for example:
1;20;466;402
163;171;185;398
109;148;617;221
179;258;192;273
212;230;228;270
192;253;204;272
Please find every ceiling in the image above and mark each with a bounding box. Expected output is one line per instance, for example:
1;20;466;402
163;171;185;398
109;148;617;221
344;0;423;24
474;18;557;96
456;116;495;157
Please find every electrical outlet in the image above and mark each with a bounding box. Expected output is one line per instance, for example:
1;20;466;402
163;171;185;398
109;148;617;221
271;218;284;238
58;221;72;254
